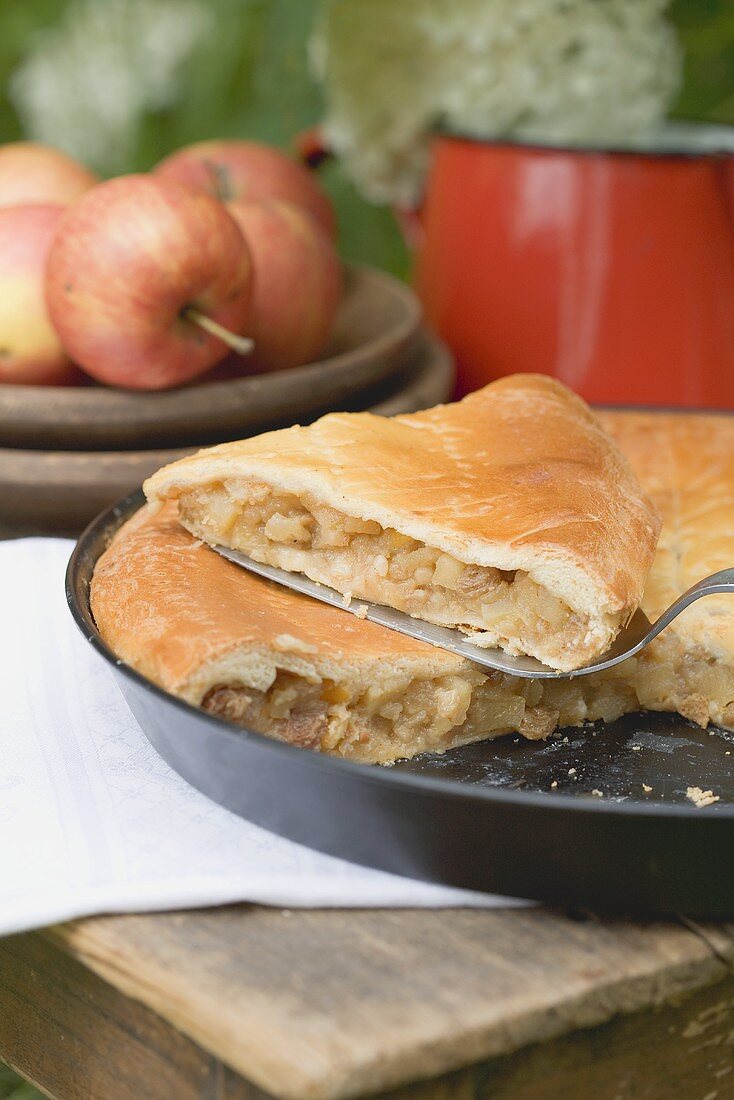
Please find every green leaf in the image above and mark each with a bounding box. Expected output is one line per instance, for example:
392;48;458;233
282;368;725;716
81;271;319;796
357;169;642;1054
0;1063;43;1100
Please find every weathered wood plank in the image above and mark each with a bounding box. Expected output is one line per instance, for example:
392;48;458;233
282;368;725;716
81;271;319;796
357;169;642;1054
47;906;734;1099
0;932;221;1100
377;974;734;1099
684;919;734;965
2;916;734;1100
0;930;279;1100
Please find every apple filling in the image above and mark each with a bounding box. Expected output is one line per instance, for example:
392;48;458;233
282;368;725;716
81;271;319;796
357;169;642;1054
203;669;485;765
201;665;566;764
199;669;625;763
179;480;615;671
200;633;734;764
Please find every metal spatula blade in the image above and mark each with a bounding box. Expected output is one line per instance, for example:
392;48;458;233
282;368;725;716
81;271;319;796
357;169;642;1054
213;546;734;680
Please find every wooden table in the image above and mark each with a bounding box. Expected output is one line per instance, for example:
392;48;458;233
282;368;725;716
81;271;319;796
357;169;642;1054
1;906;733;1099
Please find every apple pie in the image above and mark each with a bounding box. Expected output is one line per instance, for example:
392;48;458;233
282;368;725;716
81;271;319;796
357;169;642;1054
144;375;660;671
92;408;734;765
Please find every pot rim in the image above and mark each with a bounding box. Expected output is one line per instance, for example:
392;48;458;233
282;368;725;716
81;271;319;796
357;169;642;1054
434;119;734;161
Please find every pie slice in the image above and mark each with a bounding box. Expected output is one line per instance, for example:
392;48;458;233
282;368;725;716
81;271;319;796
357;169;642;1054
144;375;660;672
91;399;734;766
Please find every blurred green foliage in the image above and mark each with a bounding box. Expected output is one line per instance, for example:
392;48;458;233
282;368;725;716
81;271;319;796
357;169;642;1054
670;0;734;121
0;0;730;288
0;0;410;277
0;0;732;286
0;1063;41;1100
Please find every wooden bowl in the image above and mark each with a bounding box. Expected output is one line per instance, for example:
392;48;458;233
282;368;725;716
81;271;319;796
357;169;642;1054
0;265;421;450
0;331;454;536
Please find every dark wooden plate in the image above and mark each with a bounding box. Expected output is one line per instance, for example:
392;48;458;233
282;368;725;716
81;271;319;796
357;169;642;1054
0;331;454;536
0;264;421;450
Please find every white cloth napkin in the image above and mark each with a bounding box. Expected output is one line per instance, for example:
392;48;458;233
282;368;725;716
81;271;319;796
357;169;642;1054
0;537;525;936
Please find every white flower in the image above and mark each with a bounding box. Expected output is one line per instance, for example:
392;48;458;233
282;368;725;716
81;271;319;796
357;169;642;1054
10;0;213;175
313;0;682;206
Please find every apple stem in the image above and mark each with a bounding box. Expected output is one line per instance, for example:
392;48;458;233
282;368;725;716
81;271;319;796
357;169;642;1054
183;306;254;355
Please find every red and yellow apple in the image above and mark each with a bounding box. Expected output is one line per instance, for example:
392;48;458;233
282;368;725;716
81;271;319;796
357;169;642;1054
228;199;342;372
45;174;255;390
0;204;78;385
155;140;336;239
0;142;97;209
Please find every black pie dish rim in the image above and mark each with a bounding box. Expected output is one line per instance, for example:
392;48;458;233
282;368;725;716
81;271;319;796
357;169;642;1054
66;489;734;916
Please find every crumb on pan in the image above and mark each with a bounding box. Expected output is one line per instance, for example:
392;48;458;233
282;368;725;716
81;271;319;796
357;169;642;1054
679;693;711;728
686;786;720;808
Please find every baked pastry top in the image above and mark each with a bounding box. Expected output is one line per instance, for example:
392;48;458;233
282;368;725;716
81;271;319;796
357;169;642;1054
93;409;734;764
144;374;660;671
599;409;734;679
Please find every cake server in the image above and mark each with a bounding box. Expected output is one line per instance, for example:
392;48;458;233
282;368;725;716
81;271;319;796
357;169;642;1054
214;547;734;680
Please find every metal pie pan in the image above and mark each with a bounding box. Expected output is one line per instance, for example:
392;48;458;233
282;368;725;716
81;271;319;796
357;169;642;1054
67;492;734;917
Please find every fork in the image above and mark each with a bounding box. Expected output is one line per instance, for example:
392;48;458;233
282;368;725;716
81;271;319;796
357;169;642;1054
214;547;734;680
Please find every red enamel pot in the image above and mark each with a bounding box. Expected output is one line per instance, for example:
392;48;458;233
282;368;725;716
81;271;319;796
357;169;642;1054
414;126;734;406
300;123;734;407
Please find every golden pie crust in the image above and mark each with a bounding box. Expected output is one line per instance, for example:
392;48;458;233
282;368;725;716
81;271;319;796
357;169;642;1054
92;407;734;764
144;375;659;671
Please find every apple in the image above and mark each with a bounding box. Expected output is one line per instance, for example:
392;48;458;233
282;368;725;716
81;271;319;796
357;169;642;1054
228;199;342;372
154;140;336;239
0;204;79;385
0;142;97;208
45;174;255;391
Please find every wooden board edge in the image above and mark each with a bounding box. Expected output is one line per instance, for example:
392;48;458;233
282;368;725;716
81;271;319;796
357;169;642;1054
43;913;734;1100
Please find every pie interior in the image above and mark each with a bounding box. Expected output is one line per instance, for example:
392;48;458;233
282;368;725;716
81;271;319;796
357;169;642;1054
179;479;615;673
196;624;733;766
